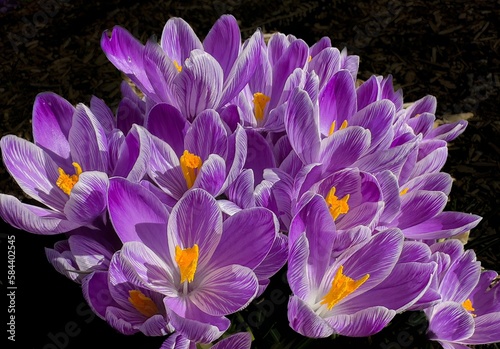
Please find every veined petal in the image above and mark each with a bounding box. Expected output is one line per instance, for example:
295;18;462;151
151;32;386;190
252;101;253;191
168;189;223;271
219;30;262;107
32;92;74;165
101;26;153;95
350;99;395;150
326;306;396;337
210;207;278;270
427;301;475;342
285;88;320;164
189;154;225;196
174;50;223;120
356;75;381;111
116;97;145;135
191;265;258;316
113;124;150;182
184;110;227;161
204;14;241;78
145;103;189;157
143;40;180;105
0;194;79;234
107;177;169;259
308;47;341;91
69;104;108;172
212;332;252;349
63;171;108;226
243;129;275;184
287;295;334;338
318;69;357;136
1;135;68;211
160;17;203;64
120;241;177;296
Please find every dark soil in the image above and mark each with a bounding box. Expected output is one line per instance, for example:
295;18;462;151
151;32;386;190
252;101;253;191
1;1;499;348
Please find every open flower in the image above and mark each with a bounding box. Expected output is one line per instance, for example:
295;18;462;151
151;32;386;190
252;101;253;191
425;239;500;349
0;92;150;234
106;178;281;343
287;194;435;337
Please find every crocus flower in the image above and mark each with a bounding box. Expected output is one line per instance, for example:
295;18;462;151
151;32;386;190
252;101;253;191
83;252;173;336
287;194;435;338
425;239;500;349
101;15;262;121
106;178;281;343
0;92;150;234
146;107;246;205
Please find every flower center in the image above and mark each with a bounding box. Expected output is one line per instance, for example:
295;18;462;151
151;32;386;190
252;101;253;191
128;290;159;318
321;265;369;310
328;120;348;136
175;244;199;284
173;60;182;72
462;298;476;317
325;186;350;221
56;162;82;195
253;92;271;123
180;150;202;189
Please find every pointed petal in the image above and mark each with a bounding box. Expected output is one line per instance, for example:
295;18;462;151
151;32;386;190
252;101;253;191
184;110;227;161
107;177;169;259
427;301;475;342
287;295;334;338
145;103;188;157
212;332;252;349
326;306;396;337
32;92;74;164
0;194;79;234
69;104;108;172
113;124;150;182
160;17;203;63
1;135;67;211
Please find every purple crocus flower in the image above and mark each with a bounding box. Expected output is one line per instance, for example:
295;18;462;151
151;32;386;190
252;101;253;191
0;92;150;234
101;15;262;121
287;194;435;338
425;239;500;349
106;178;281;343
146;106;246;206
83;252;173;336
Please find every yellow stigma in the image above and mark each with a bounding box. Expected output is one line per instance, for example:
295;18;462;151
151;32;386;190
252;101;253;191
462;298;476;317
128;290;160;318
175;244;199;283
56;162;82;195
321;265;369;310
180;150;202;189
308;55;313;62
173;60;182;72
399;187;409;196
328;120;348;136
253;92;271;122
325;187;350;221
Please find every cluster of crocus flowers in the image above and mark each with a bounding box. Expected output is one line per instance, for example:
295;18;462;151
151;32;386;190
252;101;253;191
0;13;497;349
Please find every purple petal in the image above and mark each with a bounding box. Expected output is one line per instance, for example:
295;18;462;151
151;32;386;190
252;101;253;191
69;104;108;172
308;47;341;91
32;92;74;165
82;271;115;320
165;299;230;343
426;120;468;142
184;110;227;161
402;212;482;240
145;103;188;157
160;332;195;349
160;17;203;64
254;232;288;281
174;50;223;120
285;88;320;164
464;313;500;344
107;177;169;258
168;189;223;270
244;129;275;184
0;194;78;234
116;97;145;135
318;70;357;136
89;96;116;133
1;135;68;211
204;14;241;78
191;265;258;316
427;301;475;342
288;295;334;338
101;26;152;95
192;155;227;196
326;306;396;337
112;125;150;182
287;233;311;299
356;75;381;111
350;99;395;150
69;234;114;272
209;208;277;270
219;30;262;107
212;332;252;349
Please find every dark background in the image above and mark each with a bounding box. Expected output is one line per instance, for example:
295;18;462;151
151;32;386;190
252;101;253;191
1;0;499;348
